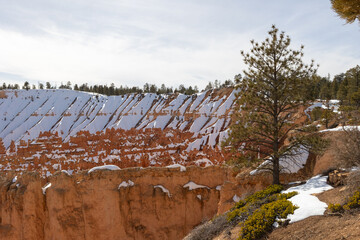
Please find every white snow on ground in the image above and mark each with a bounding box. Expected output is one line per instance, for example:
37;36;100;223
42;182;52;195
183;181;210;190
250;146;309;175
154;185;171;197
305;100;340;120
283;175;333;223
320;125;360;132
166;164;186;172
216;185;222;191
197;194;202;200
118;180;134;189
88;165;120;173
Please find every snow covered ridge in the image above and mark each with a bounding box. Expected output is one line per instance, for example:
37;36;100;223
0;88;235;149
0;88;234;177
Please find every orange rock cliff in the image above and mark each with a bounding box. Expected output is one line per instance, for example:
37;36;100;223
0;161;319;240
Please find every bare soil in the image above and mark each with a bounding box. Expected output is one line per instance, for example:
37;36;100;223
267;212;360;240
267;186;360;240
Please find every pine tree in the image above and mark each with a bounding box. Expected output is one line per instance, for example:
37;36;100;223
23;81;30;90
331;0;360;24
225;25;324;184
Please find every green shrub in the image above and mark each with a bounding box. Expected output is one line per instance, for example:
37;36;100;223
225;185;298;240
310;107;323;121
228;185;285;222
328;190;360;212
238;199;298;240
328;203;343;213
244;184;283;204
344;190;360;210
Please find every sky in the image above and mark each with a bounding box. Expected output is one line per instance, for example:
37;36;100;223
0;0;359;90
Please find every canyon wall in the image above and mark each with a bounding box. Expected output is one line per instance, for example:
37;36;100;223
0;165;313;240
0;166;233;240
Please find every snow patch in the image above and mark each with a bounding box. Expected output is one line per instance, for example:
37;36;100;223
12;176;17;183
166;164;186;172
183;181;210;190
233;194;241;202
320;125;360;132
42;183;52;195
154;185;171;197
283;175;333;223
61;170;71;175
88;165;120;173
118;180;134;189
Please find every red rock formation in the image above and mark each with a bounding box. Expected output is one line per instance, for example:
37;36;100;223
0;139;5;155
0;167;228;240
0;90;7;99
0;165;311;240
0;128;227;177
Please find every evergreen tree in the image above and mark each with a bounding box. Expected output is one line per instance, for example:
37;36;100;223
225;25;324;184
204;82;213;90
23;81;30;90
331;74;344;98
319;78;332;100
331;0;360;24
46;82;52;89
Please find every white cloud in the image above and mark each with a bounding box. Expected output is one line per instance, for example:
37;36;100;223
0;0;359;89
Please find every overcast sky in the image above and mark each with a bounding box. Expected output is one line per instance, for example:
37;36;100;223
0;0;359;90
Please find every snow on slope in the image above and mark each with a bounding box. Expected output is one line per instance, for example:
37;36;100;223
0;89;235;148
284;175;333;223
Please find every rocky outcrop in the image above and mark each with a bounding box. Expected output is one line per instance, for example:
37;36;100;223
0;166;231;240
0;165;312;240
328;169;349;186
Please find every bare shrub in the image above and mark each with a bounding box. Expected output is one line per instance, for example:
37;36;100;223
335;127;360;168
183;215;230;240
347;170;360;192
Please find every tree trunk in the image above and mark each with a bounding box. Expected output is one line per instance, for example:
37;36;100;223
273;157;280;184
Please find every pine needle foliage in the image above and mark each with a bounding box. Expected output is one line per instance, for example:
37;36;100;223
331;0;360;24
224;25;326;184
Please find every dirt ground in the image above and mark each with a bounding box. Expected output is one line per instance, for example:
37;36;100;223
267;186;360;240
267;212;360;240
